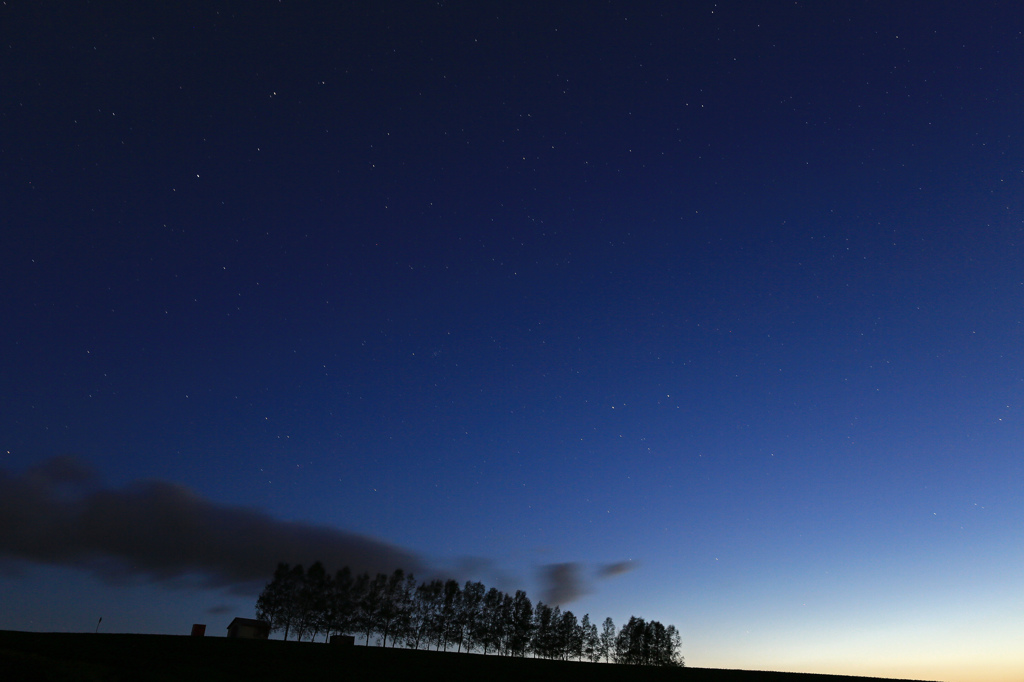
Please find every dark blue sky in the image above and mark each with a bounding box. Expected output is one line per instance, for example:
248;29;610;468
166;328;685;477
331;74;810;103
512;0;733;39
2;3;1022;680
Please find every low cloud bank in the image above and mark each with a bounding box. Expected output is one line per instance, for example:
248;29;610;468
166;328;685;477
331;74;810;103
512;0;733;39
2;458;638;604
0;457;422;593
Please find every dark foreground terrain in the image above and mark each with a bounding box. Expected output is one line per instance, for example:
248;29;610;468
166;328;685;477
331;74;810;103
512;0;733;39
0;630;938;682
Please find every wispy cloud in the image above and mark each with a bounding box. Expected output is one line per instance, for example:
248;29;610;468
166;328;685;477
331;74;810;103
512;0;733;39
539;562;588;605
597;560;638;577
539;559;640;605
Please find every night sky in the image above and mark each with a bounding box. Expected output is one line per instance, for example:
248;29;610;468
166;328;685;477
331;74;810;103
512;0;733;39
2;2;1022;680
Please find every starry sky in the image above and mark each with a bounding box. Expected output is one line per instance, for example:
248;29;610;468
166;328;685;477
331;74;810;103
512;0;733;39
1;2;1022;681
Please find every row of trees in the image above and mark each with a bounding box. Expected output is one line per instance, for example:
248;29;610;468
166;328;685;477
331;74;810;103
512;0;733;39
255;562;683;666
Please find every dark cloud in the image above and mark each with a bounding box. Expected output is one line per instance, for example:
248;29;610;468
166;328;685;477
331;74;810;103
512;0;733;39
24;455;97;486
0;458;422;594
205;604;236;615
539;562;588;605
597;560;638;578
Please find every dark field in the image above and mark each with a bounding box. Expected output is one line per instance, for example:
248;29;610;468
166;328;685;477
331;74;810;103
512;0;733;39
0;631;938;682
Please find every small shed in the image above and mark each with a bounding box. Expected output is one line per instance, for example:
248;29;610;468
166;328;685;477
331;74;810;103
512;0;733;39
226;617;271;639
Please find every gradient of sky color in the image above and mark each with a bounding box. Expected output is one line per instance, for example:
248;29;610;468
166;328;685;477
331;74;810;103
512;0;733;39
2;3;1022;681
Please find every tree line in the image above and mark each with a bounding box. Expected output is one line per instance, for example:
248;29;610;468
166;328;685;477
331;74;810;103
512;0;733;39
255;562;683;666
